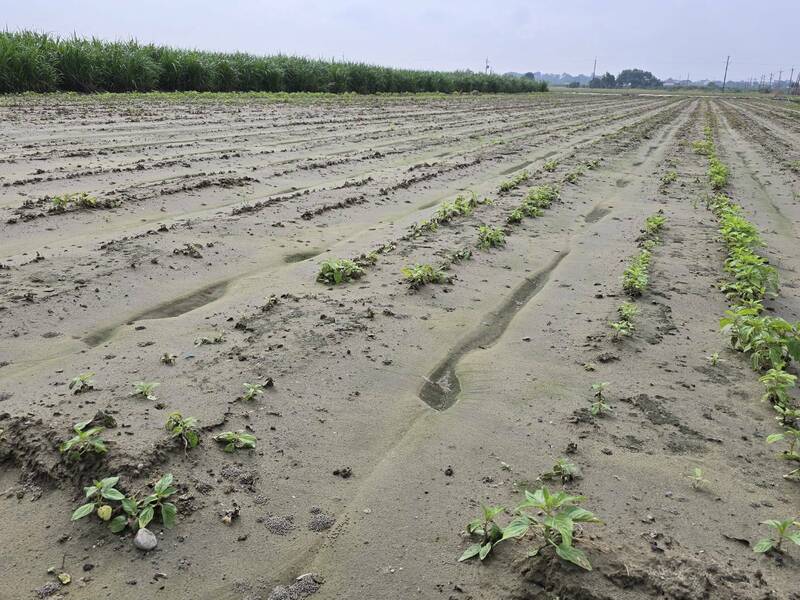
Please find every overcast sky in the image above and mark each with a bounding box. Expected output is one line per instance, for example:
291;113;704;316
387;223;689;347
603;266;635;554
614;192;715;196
4;0;798;81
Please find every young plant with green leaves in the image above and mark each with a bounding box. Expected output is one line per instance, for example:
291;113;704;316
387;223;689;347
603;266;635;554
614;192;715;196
498;170;529;193
477;225;506;250
542;159;558;172
660;170;677;186
502;487;601;570
165;412;199;450
459;504;505;562
214;431;257;452
133;381;159;400
242;382;264;401
401;263;448;289
687;467;708;490
68;372;95;394
753;519;800;554
767;426;800;479
759;369;797;406
317;258;364;285
622;250;651;296
590;382;612;416
539;458;579;484
71;476;125;522
60;419;107;459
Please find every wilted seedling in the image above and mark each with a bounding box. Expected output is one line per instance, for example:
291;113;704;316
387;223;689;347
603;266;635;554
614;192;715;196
68;372;95;394
317;258;364;285
133;381;159;400
60;420;106;459
584;159;601;170
539;458;579;484
590;382;612;416
459;504;505;562
753;519;800;554
165;412;199;450
402;263;448;289
242;383;264;401
214;431;257;452
477;225;506;250
686;467;708;490
542;159;558;172
161;353;177;366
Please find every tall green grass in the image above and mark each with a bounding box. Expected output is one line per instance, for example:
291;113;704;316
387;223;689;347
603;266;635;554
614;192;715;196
0;31;547;95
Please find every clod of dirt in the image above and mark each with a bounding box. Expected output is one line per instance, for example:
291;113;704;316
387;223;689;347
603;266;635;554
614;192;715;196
267;573;323;600
263;515;294;535
307;513;336;532
332;467;352;479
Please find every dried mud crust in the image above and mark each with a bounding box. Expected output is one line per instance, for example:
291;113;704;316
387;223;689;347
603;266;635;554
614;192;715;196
0;94;798;599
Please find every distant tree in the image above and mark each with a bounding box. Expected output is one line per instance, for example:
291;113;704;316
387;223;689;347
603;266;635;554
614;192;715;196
567;81;581;88
522;72;537;80
617;69;662;88
589;72;616;88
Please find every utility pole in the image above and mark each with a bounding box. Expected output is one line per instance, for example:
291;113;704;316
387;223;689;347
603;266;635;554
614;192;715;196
721;55;730;92
769;72;773;90
591;57;597;81
485;58;490;75
788;67;794;93
778;70;782;90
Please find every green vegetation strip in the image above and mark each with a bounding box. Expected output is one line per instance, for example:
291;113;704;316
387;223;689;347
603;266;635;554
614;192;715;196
0;31;547;94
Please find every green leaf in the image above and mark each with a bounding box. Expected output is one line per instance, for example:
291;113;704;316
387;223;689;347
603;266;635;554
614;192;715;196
478;542;493;561
71;503;96;521
458;543;482;562
562;506;601;523
100;476;119;488
154;474;173;494
546;513;575;547
224;442;234;453
753;538;774;553
138;505;154;529
101;488;125;501
161;502;177;529
109;515;128;533
786;531;800;546
466;518;483;534
500;516;530;541
185;430;199;448
766;433;785;444
555;543;592;570
121;498;138;516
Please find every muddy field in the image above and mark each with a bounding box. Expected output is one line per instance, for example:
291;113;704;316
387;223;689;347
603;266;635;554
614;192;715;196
1;92;799;599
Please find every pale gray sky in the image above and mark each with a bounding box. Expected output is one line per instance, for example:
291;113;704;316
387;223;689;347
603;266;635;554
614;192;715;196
4;0;798;81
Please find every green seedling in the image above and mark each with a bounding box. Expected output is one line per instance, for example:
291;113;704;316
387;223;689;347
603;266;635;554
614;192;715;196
161;353;177;366
242;382;264;401
687;467;708;490
767;427;800;479
133;381;159;400
195;332;225;345
610;320;633;339
477;225;506;250
71;476;124;522
618;301;638;322
401;263;448;289
165;412;199;450
708;156;729;190
707;352;721;367
753;519;800;554
563;170;582;184
459;504;505;562
525;185;559;209
500;487;601;570
622;250;651;296
134;473;178;530
759;369;797;406
539;458;579;484
542;159;558;172
643;212;667;239
660;171;677;185
774;404;800;427
317;258;364;285
584;159;601;170
59;419;106;459
214;431;257;452
691;139;714;156
51;195;70;211
590;382;611;416
498;170;529;193
788;160;800;173
68;372;95;394
448;248;473;263
507;207;526;224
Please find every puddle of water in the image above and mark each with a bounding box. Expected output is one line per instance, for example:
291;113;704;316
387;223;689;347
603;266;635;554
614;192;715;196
584;206;611;224
418;251;568;410
83;280;230;347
